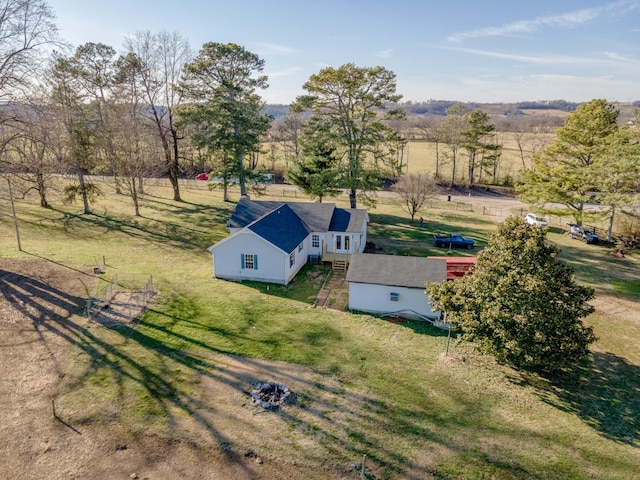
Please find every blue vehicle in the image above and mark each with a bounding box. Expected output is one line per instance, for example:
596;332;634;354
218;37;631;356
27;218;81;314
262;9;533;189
433;233;475;249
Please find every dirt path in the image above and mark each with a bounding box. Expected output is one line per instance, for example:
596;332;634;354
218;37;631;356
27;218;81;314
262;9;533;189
314;271;348;310
0;259;351;480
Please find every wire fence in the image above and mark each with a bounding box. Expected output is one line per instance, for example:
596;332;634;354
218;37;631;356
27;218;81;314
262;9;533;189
85;273;156;319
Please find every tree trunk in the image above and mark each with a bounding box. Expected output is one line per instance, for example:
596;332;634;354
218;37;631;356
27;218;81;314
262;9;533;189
78;171;91;214
607;208;615;243
434;140;440;180
132;182;140;217
450;152;457;187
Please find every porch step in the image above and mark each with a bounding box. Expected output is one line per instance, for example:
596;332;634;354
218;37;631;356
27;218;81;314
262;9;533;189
333;260;347;272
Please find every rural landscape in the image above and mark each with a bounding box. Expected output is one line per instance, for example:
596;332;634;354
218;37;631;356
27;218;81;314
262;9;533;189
2;1;640;479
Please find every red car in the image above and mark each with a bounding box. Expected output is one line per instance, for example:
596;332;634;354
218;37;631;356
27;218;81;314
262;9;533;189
195;172;209;181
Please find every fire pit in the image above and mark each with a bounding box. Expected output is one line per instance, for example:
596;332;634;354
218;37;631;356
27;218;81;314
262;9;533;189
251;381;291;408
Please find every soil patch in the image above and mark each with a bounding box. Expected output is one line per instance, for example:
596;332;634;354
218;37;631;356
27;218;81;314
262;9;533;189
0;258;351;479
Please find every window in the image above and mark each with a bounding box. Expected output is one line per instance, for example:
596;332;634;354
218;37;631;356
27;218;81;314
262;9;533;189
312;234;320;248
336;235;342;250
289;251;295;267
242;254;257;270
298;242;303;252
390;292;399;302
344;236;350;251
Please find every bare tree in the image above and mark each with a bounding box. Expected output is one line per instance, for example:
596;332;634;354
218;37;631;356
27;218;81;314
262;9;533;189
1;0;60;169
441;103;470;187
126;31;191;202
3;101;63;207
0;0;60;101
413;116;444;180
271;107;306;169
392;173;437;222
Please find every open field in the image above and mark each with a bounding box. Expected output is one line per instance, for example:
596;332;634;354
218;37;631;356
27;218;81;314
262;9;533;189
1;178;639;479
259;131;556;186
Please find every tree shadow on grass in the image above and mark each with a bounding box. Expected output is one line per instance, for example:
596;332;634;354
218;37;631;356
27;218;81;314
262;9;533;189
511;351;640;446
49;207;220;252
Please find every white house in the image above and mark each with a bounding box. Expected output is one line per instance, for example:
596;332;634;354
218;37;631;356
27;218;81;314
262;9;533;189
346;253;447;320
208;197;369;285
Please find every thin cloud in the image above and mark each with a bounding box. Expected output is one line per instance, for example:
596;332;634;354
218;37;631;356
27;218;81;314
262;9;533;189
445;46;595;65
445;46;640;71
375;48;393;59
447;0;640;42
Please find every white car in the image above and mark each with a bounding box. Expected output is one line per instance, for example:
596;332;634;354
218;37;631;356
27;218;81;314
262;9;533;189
525;213;548;227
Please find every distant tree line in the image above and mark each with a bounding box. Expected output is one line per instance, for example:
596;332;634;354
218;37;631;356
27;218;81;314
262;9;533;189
1;0;638;221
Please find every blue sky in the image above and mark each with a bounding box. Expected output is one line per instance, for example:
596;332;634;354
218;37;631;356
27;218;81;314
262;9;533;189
46;0;640;104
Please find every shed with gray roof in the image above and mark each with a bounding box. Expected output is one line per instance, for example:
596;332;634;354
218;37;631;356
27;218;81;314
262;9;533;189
346;253;447;319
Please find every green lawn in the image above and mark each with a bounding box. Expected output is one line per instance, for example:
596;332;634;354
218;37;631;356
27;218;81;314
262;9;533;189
1;177;639;479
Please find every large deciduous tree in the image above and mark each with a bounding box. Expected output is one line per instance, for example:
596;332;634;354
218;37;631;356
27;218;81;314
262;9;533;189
295;63;404;208
0;0;60;170
177;42;271;200
0;0;59;101
518;99;619;225
125;30;191;202
427;216;596;372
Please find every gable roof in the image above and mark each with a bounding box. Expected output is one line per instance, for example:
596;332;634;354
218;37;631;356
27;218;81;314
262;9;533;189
227;197;367;234
248;204;309;253
329;208;369;233
227;198;283;229
346;253;447;288
287;202;335;232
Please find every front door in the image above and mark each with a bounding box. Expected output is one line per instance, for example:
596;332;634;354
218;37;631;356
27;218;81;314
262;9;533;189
336;235;350;253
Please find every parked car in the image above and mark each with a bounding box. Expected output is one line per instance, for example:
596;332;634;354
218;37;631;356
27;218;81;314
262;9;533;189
195;172;209;181
525;213;548;227
568;223;600;244
433;233;475;249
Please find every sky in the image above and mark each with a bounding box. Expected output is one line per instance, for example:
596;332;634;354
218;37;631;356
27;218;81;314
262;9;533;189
45;0;640;104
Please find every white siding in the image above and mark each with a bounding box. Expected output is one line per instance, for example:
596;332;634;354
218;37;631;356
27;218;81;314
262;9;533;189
348;282;440;319
211;231;310;285
212;231;287;284
308;232;326;257
284;239;309;284
359;221;367;253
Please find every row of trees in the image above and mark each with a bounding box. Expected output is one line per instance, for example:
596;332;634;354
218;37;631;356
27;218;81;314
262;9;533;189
1;0;515;216
2;1;638;226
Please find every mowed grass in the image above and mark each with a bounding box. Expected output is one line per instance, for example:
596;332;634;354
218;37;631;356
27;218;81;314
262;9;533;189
1;177;639;479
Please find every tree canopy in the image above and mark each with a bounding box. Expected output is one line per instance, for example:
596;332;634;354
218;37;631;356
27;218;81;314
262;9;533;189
518;99;619;224
427;216;596;372
286;118;341;203
293;63;404;208
177;42;271;199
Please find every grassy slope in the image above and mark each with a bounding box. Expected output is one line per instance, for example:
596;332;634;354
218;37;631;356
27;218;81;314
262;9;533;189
1;178;639;480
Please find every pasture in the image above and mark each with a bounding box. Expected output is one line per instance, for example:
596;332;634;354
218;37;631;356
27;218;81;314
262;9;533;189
1;177;639;479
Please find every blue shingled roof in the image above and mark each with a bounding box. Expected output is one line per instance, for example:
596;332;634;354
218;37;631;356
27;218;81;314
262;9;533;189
228;198;282;229
248;204;309;253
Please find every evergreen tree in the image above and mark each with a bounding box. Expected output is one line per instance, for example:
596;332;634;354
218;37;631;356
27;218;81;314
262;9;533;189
427;216;596;372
